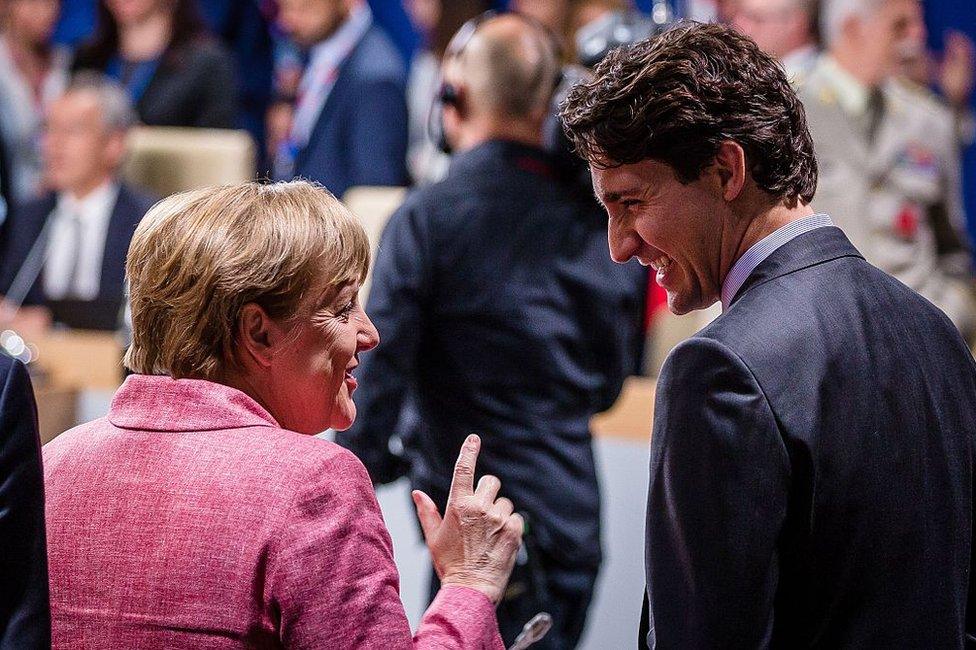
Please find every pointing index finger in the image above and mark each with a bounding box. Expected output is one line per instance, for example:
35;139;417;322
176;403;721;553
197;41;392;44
448;434;480;505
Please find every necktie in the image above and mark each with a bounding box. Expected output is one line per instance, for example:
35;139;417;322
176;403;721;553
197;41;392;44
866;88;886;145
63;210;84;298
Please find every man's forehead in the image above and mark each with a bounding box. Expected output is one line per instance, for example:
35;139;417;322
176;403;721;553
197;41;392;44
591;160;662;197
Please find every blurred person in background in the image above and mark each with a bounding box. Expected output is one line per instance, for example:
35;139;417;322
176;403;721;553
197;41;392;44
732;0;820;81
337;14;645;648
510;0;570;46
0;0;69;203
43;180;522;648
568;0;632;44
403;0;489;184
198;0;275;160
0;72;155;331
800;0;976;339
271;0;408;197
0;354;49;648
72;0;236;128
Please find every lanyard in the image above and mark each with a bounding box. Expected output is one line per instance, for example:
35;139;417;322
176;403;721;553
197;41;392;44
107;56;161;104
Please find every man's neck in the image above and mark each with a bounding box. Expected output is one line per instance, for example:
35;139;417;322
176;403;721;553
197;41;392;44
63;175;114;203
724;201;816;278
831;45;882;89
454;119;543;153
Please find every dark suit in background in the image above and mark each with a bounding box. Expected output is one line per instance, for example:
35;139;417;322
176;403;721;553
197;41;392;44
0;355;50;648
339;140;645;648
643;226;976;647
0;185;155;319
293;26;408;198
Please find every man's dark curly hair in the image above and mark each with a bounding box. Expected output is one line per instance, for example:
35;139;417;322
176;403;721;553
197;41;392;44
560;21;818;206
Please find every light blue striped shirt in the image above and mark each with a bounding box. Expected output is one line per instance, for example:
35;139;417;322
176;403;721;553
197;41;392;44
720;213;834;311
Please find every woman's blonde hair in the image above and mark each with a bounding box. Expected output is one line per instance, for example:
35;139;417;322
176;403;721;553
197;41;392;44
124;181;370;379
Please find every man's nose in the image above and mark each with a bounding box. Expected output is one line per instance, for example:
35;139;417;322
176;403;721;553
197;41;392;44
608;224;640;264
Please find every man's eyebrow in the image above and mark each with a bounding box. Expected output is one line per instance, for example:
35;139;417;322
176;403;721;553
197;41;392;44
598;188;641;205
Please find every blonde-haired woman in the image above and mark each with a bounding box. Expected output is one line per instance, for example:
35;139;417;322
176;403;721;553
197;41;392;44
43;181;522;649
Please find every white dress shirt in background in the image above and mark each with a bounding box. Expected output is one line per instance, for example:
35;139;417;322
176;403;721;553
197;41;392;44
43;182;119;301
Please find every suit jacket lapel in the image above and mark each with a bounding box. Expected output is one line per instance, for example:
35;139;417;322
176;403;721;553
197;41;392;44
729;226;865;308
99;186;131;302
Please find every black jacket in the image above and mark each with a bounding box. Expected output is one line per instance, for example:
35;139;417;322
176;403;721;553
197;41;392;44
642;226;976;647
337;140;645;569
0;356;49;648
73;38;237;129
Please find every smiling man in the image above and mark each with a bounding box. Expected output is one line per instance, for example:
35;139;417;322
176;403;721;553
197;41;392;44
562;22;976;648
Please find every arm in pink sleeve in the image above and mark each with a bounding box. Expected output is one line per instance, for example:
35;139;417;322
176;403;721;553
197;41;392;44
266;446;503;650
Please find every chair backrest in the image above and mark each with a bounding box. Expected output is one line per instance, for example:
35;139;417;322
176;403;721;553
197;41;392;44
122;127;256;197
342;186;408;302
644;303;721;376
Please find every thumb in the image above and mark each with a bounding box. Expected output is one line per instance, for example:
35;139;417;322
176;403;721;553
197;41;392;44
412;490;442;542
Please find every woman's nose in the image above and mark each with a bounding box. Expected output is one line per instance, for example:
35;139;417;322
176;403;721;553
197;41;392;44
358;312;380;352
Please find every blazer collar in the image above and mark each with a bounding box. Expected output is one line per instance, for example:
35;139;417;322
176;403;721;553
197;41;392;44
108;374;279;432
729;226;864;308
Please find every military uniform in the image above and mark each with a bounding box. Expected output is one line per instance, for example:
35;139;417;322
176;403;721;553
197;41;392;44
799;55;975;337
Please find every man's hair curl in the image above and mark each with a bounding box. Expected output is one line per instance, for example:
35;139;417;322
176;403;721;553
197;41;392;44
560;22;818;205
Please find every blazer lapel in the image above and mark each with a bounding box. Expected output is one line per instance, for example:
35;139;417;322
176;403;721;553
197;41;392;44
730;226;864;308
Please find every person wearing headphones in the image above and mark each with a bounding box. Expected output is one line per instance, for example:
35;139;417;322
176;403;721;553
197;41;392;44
336;12;645;649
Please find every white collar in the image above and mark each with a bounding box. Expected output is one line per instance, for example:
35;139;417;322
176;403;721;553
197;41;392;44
56;181;119;222
818;55;872;117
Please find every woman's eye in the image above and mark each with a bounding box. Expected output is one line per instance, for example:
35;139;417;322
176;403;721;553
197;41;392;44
336;301;355;321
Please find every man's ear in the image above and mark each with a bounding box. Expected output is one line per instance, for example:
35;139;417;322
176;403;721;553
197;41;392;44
712;140;748;202
235;303;276;369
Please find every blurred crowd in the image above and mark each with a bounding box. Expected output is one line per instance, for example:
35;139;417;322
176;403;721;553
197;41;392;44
0;0;974;646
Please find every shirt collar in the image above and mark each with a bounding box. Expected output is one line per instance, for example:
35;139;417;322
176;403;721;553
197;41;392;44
307;3;372;70
721;213;834;311
56;181;119;222
818;55;870;116
108;374;280;432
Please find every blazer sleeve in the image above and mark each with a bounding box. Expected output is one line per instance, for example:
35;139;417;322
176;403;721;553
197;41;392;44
646;337;789;649
335;200;430;484
266;448;502;649
0;359;50;648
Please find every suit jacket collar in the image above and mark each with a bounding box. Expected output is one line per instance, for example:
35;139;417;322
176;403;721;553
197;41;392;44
729;226;864;308
108;374;279;432
99;184;140;301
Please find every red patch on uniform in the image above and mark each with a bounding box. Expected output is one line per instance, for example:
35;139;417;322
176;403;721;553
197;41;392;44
894;203;920;240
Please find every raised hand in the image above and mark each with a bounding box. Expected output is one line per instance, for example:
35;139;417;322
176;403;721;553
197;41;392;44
412;434;524;605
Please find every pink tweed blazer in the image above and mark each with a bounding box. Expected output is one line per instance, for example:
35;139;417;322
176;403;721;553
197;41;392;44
43;375;503;649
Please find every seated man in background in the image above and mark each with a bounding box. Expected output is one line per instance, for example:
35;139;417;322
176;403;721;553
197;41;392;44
271;0;409;197
0;72;156;331
337;13;645;649
731;0;820;81
800;0;976;339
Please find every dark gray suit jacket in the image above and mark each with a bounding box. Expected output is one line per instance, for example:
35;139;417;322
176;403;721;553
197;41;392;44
643;226;976;647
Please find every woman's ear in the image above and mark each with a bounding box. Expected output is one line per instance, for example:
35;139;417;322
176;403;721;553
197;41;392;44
236;303;276;369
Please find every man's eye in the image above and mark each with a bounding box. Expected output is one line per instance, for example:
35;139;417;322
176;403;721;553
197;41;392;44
621;200;641;208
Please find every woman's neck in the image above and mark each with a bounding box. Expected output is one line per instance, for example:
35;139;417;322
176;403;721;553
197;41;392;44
118;11;174;61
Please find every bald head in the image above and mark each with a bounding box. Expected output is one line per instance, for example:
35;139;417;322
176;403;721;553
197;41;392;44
450;14;560;122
